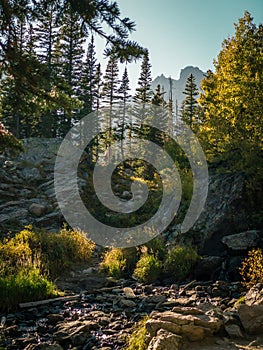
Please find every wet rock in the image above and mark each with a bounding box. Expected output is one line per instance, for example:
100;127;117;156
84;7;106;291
53;320;96;344
25;344;63;350
123;287;136;298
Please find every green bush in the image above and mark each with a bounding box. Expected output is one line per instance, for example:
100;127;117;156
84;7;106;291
0;226;95;310
39;228;95;276
0;268;59;311
100;248;127;278
133;254;162;283
126;316;150;350
164;245;199;281
143;236;167;261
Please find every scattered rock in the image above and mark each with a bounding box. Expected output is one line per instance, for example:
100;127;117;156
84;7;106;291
224;324;243;338
120;298;137;308
29;203;46;217
245;283;263;306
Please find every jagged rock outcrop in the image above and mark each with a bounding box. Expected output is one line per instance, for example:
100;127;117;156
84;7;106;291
167;172;262;257
152;66;205;108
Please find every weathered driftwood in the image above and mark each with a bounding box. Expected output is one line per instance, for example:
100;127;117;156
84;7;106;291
19;295;80;308
19;285;124;308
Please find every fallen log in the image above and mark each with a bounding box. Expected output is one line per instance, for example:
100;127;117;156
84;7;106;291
19;294;80;308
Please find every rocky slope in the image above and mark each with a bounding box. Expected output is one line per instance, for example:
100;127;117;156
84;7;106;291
0;138;262;280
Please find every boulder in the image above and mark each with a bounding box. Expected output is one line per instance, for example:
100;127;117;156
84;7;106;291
29;203;46;217
238;304;263;335
193;256;223;280
147;329;182;350
177;172;249;254
224;324;243;338
222;230;260;251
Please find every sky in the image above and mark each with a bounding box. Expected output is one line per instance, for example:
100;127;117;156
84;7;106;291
95;0;263;92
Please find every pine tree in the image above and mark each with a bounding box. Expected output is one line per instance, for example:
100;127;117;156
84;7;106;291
133;50;153;138
0;0;144;98
34;4;60;136
167;77;174;133
58;5;85;135
118;66;131;155
151;84;168;147
79;36;98;117
133;50;152;105
181;74;199;129
0;20;42;138
101;55;119;152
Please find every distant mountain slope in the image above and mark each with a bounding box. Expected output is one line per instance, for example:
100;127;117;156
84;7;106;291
152;66;205;109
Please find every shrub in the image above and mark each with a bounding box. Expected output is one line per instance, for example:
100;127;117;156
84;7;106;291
0;268;59;311
164;245;199;281
143;236;167;261
0;227;95;277
126;316;150;350
100;248;127;278
40;228;95;276
0;226;95;310
133;254;162;284
240;248;263;289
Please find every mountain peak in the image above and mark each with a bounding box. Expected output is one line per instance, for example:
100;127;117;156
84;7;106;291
152;66;205;107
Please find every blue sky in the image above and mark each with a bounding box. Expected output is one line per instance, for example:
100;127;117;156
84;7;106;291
95;0;263;91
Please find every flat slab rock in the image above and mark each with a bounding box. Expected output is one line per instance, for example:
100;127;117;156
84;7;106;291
146;306;222;342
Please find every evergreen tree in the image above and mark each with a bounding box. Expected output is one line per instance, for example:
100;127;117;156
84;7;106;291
181;73;199;129
58;5;85;135
79;36;98;117
133;50;153;138
34;4;60;136
79;38;102;163
199;11;263;176
94;63;103;112
118;66;131;155
0;20;44;138
133;50;152;105
0;0;144;89
167;77;174;133
101;55;119;152
151;84;168;147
